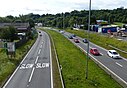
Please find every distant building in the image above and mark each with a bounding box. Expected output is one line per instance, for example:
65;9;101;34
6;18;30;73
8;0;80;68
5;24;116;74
0;23;30;32
98;26;117;33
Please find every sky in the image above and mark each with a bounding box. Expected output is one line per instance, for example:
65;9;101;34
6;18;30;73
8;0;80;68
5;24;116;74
0;0;126;17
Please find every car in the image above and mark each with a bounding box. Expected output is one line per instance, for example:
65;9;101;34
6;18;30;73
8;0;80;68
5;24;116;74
59;30;65;34
68;35;73;39
90;48;100;55
107;50;120;58
72;34;76;37
40;34;42;36
82;38;88;43
74;38;80;43
39;31;41;33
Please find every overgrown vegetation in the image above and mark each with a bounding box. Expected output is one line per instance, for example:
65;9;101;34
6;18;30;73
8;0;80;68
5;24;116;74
44;29;122;88
66;29;127;58
113;22;125;27
0;38;36;87
0;26;18;42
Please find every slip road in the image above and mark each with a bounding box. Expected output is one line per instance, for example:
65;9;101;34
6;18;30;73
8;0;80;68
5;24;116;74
3;31;53;88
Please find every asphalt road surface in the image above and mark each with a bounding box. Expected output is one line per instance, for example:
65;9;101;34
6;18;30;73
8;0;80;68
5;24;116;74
3;31;53;88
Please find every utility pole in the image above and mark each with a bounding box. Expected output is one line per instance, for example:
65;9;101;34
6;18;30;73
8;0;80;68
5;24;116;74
86;0;91;79
63;12;64;30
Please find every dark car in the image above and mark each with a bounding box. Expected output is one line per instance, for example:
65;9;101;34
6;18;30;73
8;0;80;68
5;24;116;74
82;38;88;43
68;36;73;39
90;48;100;55
72;34;76;37
74;38;80;43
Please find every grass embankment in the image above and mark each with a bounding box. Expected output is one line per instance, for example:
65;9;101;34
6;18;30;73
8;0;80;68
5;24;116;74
0;38;36;87
66;29;127;58
113;22;125;27
39;27;62;88
45;29;122;88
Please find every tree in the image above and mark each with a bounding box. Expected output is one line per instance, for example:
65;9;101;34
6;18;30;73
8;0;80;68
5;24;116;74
27;19;35;28
0;26;17;42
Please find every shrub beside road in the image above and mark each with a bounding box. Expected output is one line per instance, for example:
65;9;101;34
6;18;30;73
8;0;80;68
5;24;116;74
0;38;36;87
45;29;122;88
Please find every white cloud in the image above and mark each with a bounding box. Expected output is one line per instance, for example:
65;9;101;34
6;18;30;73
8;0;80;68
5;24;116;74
0;0;126;17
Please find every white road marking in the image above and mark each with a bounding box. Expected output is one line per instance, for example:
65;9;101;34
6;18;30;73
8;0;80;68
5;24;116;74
49;38;53;88
26;64;34;69
38;49;41;54
20;64;34;69
40;45;43;48
28;67;35;83
100;53;103;56
42;41;44;45
20;64;26;69
35;56;39;64
3;36;38;88
116;62;123;67
36;63;49;68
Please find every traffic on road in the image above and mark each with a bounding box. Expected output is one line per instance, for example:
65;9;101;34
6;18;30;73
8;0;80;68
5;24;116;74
57;29;127;87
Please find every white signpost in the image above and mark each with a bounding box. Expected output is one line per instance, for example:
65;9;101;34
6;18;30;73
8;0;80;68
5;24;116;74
7;42;15;52
0;42;4;48
7;42;15;57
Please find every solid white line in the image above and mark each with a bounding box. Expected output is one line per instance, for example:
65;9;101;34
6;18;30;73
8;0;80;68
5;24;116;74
40;45;43;48
116;62;123;67
41;41;44;45
38;49;41;54
49;35;53;88
35;56;39;64
3;35;39;88
28;67;35;83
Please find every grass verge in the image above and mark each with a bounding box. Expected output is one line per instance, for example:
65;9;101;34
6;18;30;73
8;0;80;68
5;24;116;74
113;22;125;27
44;29;122;88
40;28;62;88
0;37;37;87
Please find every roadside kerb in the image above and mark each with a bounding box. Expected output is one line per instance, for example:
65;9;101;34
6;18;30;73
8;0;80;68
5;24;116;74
66;37;127;88
46;30;65;88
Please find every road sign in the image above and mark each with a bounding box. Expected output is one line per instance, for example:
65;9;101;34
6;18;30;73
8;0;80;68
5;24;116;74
7;42;15;52
0;42;4;48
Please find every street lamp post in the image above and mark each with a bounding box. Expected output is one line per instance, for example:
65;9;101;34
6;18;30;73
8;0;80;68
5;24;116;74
85;0;91;79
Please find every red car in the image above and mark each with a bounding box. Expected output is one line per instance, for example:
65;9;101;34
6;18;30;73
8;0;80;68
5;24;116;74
90;48;100;55
74;39;80;43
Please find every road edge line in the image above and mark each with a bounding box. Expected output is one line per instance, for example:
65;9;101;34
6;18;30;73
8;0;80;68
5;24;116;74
3;35;39;88
48;33;54;88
